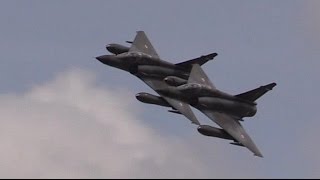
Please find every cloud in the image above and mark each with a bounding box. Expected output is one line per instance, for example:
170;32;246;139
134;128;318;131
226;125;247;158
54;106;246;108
0;68;264;178
0;68;213;178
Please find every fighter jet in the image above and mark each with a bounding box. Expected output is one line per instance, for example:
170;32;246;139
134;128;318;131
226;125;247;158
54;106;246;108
98;31;217;80
156;64;276;157
96;31;218;125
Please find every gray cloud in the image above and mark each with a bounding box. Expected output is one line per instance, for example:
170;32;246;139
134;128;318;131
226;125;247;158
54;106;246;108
0;68;267;178
0;68;227;178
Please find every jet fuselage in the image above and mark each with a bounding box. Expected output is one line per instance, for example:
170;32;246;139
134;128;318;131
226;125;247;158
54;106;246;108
96;52;189;79
157;84;257;118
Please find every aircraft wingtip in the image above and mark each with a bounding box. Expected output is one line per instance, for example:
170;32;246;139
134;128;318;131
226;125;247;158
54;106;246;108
255;153;264;158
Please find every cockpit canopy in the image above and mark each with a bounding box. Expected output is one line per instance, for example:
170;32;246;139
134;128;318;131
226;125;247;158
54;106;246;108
116;51;152;59
178;83;211;91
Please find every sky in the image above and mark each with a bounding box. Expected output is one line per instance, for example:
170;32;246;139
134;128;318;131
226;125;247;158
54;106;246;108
0;0;320;178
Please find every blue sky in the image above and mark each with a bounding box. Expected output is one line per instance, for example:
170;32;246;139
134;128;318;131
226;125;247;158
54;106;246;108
0;0;319;178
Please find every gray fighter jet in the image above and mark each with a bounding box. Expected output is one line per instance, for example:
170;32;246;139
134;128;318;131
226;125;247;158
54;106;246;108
96;31;218;125
97;31;217;80
156;64;276;157
96;31;275;157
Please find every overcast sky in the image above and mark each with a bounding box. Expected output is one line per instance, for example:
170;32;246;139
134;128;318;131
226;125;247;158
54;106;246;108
1;0;320;178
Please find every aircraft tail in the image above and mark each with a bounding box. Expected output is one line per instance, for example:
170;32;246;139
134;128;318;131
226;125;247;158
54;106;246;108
175;53;218;71
235;83;277;102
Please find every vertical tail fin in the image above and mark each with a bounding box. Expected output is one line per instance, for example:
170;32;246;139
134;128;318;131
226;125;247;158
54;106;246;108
235;83;277;102
175;53;218;70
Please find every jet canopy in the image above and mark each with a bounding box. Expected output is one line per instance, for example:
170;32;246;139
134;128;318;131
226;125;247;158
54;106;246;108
116;51;152;59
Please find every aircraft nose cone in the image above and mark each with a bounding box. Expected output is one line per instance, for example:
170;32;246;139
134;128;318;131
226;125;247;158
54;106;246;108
95;55;106;62
96;55;114;64
106;44;113;53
